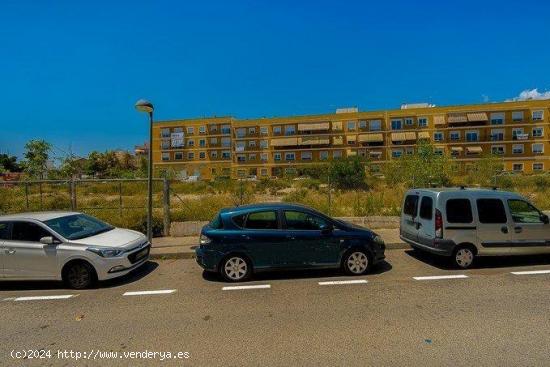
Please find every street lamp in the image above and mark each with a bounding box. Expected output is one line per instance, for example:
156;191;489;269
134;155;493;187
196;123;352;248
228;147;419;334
135;99;154;242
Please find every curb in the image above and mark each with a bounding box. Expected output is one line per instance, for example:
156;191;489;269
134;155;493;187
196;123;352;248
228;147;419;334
149;242;410;260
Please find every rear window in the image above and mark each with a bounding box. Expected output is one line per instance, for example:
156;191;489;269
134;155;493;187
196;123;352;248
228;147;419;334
446;199;473;223
419;197;433;220
244;211;278;230
403;195;419;216
477;199;507;224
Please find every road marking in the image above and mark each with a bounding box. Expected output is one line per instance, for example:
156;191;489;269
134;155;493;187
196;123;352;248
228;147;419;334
413;275;468;281
511;270;550;275
123;289;176;296
5;295;77;302
318;280;368;286
222;284;271;291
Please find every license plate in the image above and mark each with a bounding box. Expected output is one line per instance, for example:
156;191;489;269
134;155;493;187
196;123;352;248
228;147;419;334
135;247;149;260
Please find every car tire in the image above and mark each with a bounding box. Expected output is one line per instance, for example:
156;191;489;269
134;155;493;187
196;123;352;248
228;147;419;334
220;255;252;282
63;261;97;289
451;245;476;269
342;249;371;276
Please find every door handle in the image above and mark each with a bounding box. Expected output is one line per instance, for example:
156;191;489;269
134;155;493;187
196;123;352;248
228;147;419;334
501;226;508;234
514;226;522;233
6;248;16;254
286;236;296;240
241;235;251;240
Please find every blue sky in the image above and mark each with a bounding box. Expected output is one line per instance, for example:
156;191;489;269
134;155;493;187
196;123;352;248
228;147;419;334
1;0;549;159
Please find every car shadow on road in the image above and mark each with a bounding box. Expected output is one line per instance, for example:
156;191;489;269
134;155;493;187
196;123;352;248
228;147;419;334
405;249;550;270
202;260;393;283
0;261;159;292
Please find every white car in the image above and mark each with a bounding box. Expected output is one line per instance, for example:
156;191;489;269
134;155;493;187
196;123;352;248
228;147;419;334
0;212;150;289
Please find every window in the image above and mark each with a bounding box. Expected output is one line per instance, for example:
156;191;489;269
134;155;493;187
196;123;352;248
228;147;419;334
419;197;433;220
260;126;268;135
248;153;256;160
187;152;194;160
434;147;444;156
508;200;543;224
162;152;170;161
513;163;523;172
404;118;414;126
433;132;444;141
532;143;544;154
301;151;312;160
236;128;246;138
260;168;268;176
161;140;170;150
232;214;246;228
512;128;524;140
174;152;183;160
284;211;329;230
418;118;428;127
260;140;268;149
187;139;195;147
11;222;52;242
333;150;342;159
221;137;231;147
44;214;114;240
490;129;504;141
260;153;268;161
210;124;218;133
161;128;171;138
449;131;460;141
392;149;403;158
237;154;246;162
186;127;194;134
320;151;329;160
0;222;10;239
405;147;414;155
248;127;256;134
466;131;478;142
403;195;418;217
446;199;473;223
221;151;231;159
284;125;296;136
248;140;256;147
221;125;231;134
347;136;356;145
245;211;278;230
391;119;402;130
490;112;504;125
532;127;543;137
210;137;218;145
273;126;282;135
210;151;218;159
285;152;295;161
347;121;356;131
491;146;505;155
477;199;507;224
237;169;246;177
199;139;206;147
533;163;544;171
274;153;282;161
369;120;382;131
512;144;524;154
359;120;367;129
512;111;524;122
199;126;206;133
532;110;544;121
199;151;206;159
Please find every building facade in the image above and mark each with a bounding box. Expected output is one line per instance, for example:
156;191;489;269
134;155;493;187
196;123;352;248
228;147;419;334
152;100;549;179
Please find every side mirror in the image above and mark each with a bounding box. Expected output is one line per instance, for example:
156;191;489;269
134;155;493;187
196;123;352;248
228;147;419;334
40;236;57;245
320;224;334;235
541;214;549;224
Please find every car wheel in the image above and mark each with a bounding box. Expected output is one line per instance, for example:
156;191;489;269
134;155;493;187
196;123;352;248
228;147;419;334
342;250;371;275
220;255;251;282
63;261;96;289
452;246;475;269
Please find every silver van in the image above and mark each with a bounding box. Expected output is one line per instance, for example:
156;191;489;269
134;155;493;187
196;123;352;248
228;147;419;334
400;188;550;268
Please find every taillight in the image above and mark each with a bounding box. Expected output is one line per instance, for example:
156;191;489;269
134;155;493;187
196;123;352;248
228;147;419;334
435;209;443;239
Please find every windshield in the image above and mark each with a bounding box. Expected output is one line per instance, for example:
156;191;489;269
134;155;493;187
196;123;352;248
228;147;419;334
44;214;114;240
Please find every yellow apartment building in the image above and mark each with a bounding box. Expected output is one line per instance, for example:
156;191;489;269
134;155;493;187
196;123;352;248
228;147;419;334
151;100;549;180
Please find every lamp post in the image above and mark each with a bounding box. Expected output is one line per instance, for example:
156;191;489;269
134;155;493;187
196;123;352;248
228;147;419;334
135;99;154;242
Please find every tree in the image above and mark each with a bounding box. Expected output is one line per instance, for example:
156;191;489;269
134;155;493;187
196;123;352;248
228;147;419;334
465;154;504;187
0;154;21;172
22;140;52;179
328;156;368;190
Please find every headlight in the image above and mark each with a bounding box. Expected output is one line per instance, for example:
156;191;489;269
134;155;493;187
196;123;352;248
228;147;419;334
200;234;212;245
373;235;385;246
87;247;124;257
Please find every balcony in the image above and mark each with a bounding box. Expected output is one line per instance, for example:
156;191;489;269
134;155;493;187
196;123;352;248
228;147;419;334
448;112;488;127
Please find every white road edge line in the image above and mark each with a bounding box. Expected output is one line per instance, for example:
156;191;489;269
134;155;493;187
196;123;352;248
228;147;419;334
7;295;78;301
511;270;550;275
222;284;271;291
413;275;469;281
123;290;177;296
318;280;368;286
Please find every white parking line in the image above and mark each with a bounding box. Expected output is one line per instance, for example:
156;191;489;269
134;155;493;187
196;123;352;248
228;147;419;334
511;270;550;275
318;280;368;286
222;284;271;291
4;295;78;302
413;275;468;281
123;290;177;296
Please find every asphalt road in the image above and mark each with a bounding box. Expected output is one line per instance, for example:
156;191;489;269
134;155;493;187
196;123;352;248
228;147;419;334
1;249;550;366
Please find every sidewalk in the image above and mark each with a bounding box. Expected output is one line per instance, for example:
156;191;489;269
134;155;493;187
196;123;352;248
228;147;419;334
150;228;407;260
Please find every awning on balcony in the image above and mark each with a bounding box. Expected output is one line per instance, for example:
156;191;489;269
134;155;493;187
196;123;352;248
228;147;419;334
346;135;357;143
270;137;298;147
297;122;330;131
332;121;343;130
391;132;406;141
369;150;383;156
333;136;344;145
298;136;330;145
466;146;483;153
405;132;417;140
347;149;357;156
433;115;446;125
451;146;463;152
448;114;468;123
418;131;430;139
358;133;383;143
467;112;488;122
